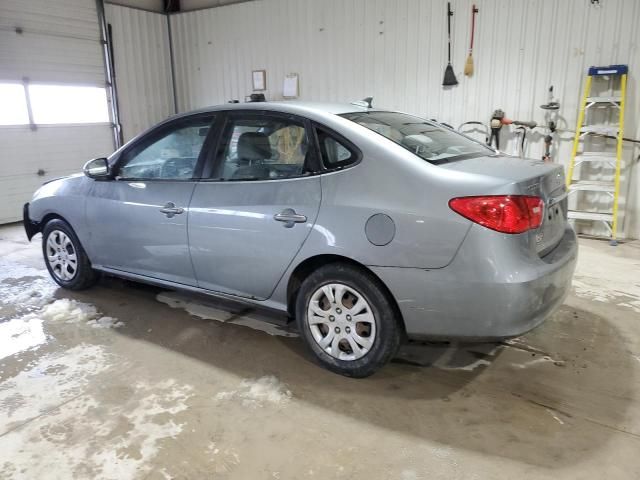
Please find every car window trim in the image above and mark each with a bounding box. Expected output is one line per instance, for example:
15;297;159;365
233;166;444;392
199;109;321;183
112;112;219;182
311;122;362;172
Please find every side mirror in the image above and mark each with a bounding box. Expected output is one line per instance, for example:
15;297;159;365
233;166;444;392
83;158;110;179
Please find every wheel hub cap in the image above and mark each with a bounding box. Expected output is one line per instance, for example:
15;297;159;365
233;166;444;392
307;283;377;361
46;230;78;281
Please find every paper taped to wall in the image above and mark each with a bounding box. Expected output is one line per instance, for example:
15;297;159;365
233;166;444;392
283;74;299;98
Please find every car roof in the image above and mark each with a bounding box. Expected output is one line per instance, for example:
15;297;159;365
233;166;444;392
114;101;386;159
175;101;378;119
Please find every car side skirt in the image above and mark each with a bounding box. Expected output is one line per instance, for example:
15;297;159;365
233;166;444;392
93;265;290;317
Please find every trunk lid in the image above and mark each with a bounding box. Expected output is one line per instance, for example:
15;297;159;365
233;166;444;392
441;155;568;255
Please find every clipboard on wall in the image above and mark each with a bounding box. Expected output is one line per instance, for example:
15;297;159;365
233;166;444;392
283;73;299;98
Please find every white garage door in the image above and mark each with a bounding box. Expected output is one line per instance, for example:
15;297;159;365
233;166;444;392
0;0;115;224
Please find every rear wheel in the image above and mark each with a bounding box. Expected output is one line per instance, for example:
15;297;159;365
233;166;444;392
42;219;98;290
295;263;402;377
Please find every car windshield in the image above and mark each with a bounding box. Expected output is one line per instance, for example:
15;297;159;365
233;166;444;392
341;111;492;163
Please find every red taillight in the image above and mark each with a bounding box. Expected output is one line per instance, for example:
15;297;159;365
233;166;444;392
449;195;544;234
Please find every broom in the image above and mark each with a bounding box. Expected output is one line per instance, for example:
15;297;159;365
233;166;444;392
442;2;458;86
464;4;478;77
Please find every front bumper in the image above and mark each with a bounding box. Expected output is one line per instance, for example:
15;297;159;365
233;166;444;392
23;203;40;240
371;225;578;340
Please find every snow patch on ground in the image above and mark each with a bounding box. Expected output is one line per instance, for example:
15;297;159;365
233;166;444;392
0;262;191;478
0;260;45;281
0;376;194;480
38;298;99;324
0;344;112;428
89;379;193;479
0;259;57;311
0;277;57;309
573;278;640;312
216;375;292;407
32;298;124;330
0;299;123;363
157;291;298;337
0;317;46;360
86;316;124;329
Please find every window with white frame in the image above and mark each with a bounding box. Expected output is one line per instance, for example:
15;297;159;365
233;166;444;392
0;82;110;126
0;83;30;125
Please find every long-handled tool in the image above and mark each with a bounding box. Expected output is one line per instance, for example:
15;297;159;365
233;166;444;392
464;4;478;77
540;85;560;162
442;2;458;86
488;109;507;149
488;109;537;153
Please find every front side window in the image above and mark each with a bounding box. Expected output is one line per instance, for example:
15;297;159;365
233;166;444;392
216;115;311;181
342;111;492;163
118;116;214;180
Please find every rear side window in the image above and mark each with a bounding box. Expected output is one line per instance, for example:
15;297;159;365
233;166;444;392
342;111;492;163
316;129;357;169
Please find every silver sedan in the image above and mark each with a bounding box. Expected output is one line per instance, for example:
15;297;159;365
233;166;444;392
24;101;577;377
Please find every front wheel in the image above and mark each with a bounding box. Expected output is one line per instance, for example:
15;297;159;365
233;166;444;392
42;219;99;290
295;263;402;378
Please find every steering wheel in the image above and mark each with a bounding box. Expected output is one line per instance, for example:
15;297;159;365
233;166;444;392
161;158;181;178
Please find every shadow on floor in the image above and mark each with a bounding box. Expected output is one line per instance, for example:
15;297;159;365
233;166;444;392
61;275;638;469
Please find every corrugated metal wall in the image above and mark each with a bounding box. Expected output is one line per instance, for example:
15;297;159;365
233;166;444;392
180;0;257;10
169;0;640;239
106;4;175;142
0;0;114;224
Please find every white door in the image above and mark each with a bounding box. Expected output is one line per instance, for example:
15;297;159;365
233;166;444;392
0;0;113;224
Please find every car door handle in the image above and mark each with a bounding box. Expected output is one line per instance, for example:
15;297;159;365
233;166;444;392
274;208;307;228
159;202;184;218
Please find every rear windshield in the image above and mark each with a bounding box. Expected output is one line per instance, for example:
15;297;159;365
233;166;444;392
341;111;492;163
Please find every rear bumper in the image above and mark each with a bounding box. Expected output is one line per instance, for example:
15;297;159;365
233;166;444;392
371;224;578;340
23;203;40;240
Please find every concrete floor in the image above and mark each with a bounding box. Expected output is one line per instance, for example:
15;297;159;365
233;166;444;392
0;222;639;480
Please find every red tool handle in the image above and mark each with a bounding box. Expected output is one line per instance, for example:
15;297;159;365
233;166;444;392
469;5;478;51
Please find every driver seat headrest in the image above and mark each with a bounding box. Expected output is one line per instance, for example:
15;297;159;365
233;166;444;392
237;132;272;161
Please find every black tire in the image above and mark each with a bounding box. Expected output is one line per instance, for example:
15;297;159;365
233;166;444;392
42;219;99;290
295;263;402;378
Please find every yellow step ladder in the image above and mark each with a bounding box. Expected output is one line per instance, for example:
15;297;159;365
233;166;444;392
566;64;627;245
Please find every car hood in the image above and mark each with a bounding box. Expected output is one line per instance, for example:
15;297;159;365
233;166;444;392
40;172;83;186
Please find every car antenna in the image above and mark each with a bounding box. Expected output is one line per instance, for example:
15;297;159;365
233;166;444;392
350;97;373;109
